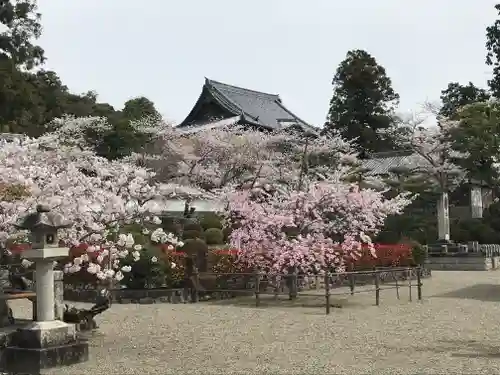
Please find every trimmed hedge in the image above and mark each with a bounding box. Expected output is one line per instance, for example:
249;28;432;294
184;222;204;233
200;213;223;230
183;230;204;240
205;228;224;245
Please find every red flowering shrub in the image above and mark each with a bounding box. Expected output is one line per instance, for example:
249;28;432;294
62;241;418;289
211;249;240;256
7;243;30;255
209;248;248;274
178;244;415;274
348;244;414;270
158;250;186;288
206;244;415;273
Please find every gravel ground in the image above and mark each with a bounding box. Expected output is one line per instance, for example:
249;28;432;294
8;270;500;374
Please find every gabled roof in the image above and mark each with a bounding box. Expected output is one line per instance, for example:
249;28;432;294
361;150;430;176
179;78;316;133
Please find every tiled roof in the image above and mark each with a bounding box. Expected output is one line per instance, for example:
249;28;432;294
180;78;317;134
0;133;25;142
360;151;430;176
177;116;242;134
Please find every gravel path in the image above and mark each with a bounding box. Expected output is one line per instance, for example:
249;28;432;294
9;270;500;374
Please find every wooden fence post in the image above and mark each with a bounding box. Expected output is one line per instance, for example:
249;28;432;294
408;267;412;302
348;272;355;295
395;276;400;300
374;271;380;306
324;272;330;315
417;267;422;301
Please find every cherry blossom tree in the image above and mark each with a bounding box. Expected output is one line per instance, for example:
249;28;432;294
120;117;404;275
226;182;412;274
125;117;411;275
0;116;196;282
379;110;464;241
221;125;413;274
134;117;359;195
132;120;284;191
0;114;412;282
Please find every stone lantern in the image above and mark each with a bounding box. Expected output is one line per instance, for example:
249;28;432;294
4;204;89;373
16;204;70;250
13;204;71;321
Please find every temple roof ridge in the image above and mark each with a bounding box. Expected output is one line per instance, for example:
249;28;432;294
205;78;281;101
180;77;314;132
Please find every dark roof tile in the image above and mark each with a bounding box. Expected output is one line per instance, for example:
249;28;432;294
207;79;313;131
180;78;316;133
361;152;430;176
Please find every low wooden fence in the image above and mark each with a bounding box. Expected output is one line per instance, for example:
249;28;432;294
190;267;423;315
62;266;427;315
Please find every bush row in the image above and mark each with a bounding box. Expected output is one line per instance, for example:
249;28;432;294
62;240;425;290
161;213;229;244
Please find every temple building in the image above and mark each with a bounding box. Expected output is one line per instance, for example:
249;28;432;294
178;78;317;134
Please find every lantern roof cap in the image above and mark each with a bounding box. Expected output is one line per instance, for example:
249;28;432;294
14;204;72;231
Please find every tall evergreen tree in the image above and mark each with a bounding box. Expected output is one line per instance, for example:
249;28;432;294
486;4;500;98
324;49;399;155
123;96;160;121
439;82;490;118
448;101;500;185
0;1;162;159
0;0;45;69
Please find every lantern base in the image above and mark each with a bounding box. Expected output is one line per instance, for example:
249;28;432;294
2;320;89;373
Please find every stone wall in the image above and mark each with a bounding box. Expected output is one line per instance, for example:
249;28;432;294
426;254;500;271
426;242;500;271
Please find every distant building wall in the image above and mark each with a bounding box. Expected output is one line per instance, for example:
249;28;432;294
146;199;223;214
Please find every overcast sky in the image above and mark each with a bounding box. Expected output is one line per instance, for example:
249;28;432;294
37;0;498;127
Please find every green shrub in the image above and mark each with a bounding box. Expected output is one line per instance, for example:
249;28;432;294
163;224;181;237
282;225;300;239
200;213;223;230
204;228;224;245
182;238;209;271
182;230;204;240
451;217;500;244
183;238;209;254
407;240;427;266
184;222;204;233
119;247;167;289
161;216;182;236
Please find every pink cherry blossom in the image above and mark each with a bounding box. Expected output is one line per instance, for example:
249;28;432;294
226;181;412;274
1;115;412;281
